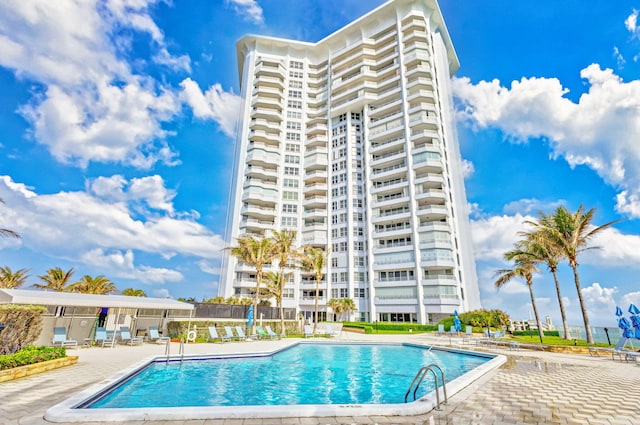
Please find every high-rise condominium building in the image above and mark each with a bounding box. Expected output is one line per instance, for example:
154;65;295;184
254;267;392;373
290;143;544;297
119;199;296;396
219;0;481;324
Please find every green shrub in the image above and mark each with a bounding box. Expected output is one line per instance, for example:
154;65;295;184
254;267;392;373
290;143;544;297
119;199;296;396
343;322;437;333
0;304;46;355
0;346;66;370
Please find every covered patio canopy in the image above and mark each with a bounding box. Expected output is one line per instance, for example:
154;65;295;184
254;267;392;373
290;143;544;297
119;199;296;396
0;288;194;312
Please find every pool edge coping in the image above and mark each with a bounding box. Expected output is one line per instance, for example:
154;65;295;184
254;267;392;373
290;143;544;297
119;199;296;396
44;341;506;422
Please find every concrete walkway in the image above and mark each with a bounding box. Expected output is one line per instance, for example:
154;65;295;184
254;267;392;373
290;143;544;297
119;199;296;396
1;332;639;425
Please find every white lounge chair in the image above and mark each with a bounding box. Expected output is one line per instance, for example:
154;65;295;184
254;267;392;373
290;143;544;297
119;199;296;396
303;325;314;338
52;327;77;347
118;326;143;345
148;326;170;344
94;327;115;347
223;326;238;341
235;326;248;341
436;324;445;336
265;325;280;339
611;337;635;361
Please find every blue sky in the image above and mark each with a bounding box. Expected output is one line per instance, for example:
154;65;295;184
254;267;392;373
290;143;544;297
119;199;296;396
1;0;639;327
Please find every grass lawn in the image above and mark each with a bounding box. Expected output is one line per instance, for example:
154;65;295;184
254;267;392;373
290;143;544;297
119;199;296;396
507;334;610;347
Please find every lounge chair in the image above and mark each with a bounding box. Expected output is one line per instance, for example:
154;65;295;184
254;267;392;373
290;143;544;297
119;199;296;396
52;327;77;347
462;326;474;344
436;324;445;336
265;325;280;339
235;326;248;341
207;326;229;343
94;327;115;348
611;337;637;361
255;325;269;339
118;326;143;345
449;325;458;336
223;326;238;341
303;324;314;338
148;326;170;344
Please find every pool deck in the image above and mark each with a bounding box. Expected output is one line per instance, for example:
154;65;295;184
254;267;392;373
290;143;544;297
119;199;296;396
2;331;639;425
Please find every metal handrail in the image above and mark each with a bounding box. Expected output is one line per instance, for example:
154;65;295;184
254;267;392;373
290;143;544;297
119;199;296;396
164;339;171;363
404;363;447;409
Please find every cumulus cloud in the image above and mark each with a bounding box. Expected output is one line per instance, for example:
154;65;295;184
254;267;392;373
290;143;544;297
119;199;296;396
460;159;474;179
180;78;242;138
502;198;566;216
226;0;264;24
469;213;532;261
0;0;188;168
452;64;640;217
0;175;225;283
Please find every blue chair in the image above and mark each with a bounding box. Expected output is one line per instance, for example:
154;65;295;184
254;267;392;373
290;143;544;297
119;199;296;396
118;326;143;345
94;327;115;347
52;327;77;347
265;325;280;339
148;326;170;343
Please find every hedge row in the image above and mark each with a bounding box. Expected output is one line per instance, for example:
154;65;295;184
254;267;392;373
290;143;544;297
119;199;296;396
343;322;437;334
0;346;66;371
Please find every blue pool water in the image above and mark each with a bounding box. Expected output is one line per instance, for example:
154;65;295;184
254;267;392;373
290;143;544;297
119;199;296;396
87;343;490;408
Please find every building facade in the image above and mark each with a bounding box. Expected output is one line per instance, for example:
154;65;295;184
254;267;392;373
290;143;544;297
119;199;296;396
219;0;481;324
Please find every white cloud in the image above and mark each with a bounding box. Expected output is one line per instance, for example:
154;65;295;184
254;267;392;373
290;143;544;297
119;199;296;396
198;260;220;276
0;0;188;168
613;46;626;68
622;291;640;308
180;78;242;138
625;9;639;39
81;248;184;283
452;65;640;218
226;0;264;25
0;175;225;283
461;159;474;178
470;213;532;261
502;198;565;215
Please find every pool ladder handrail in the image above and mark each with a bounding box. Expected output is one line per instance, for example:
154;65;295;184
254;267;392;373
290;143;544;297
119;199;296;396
404;363;447;409
164;337;186;363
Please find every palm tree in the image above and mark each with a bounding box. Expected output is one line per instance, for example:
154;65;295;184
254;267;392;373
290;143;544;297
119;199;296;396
327;298;344;321
0;266;29;289
300;246;328;333
339;297;357;322
226;234;276;335
519;229;571;340
68;275;118;294
121;288;147;297
0;198;19;239
34;267;75;292
270;229;298;335
527;205;618;344
210;296;226;304
264;270;290;335
494;247;545;343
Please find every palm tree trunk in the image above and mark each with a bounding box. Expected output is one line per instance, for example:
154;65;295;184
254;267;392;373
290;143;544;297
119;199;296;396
571;264;594;344
551;270;571;340
313;277;319;334
527;282;545;343
279;302;285;336
252;270;262;337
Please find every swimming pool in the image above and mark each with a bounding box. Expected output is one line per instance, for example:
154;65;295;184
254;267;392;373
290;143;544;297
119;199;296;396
45;342;506;422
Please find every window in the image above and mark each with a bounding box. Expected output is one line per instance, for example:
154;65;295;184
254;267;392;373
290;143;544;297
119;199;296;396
353;227;364;236
354;241;364;251
286;132;301;141
340;272;348;282
290;61;303;69
286;122;301;130
283;178;299;188
285;155;300;164
287;100;302;109
283;289;295;299
353;199;363;208
287;111;302;119
339;242;348;252
283;191;298;200
289;81;303;88
288;90;302;98
353;256;365;267
282;204;297;213
354;288;365;298
281;217;297;227
284;167;299;175
285;143;300;152
289;71;303;78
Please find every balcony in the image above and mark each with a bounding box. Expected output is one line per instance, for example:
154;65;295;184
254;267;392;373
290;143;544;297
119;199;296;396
244;165;278;180
254;75;284;89
416;204;448;220
246;148;279;166
250;118;281;133
242;187;278;204
240;204;276;220
303;195;327;208
251;107;282;120
240;217;275;232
